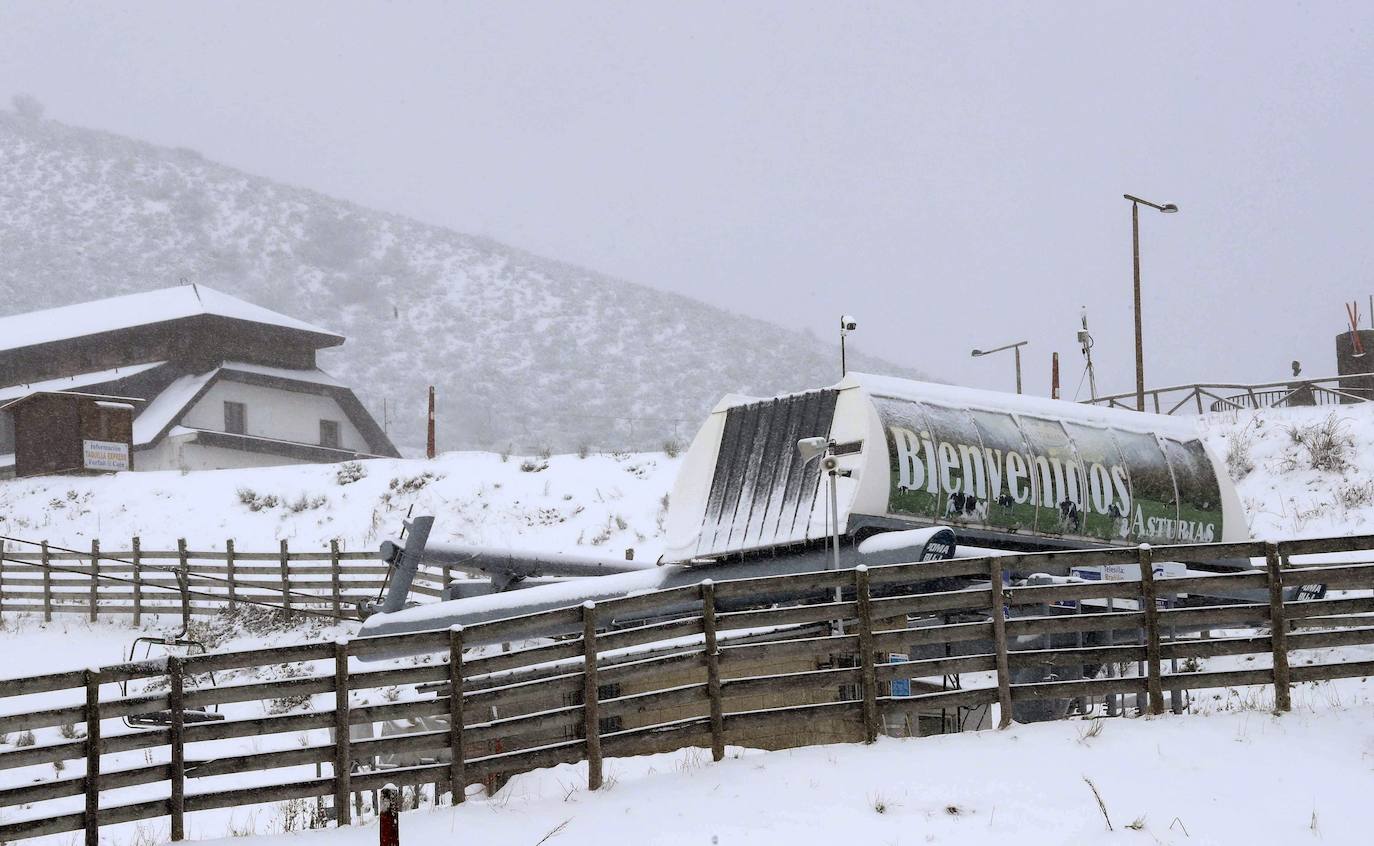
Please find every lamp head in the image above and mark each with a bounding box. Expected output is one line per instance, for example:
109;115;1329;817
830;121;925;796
1160;203;1179;214
970;349;984;357
797;437;830;464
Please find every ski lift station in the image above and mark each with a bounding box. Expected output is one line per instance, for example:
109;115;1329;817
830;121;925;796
664;372;1245;561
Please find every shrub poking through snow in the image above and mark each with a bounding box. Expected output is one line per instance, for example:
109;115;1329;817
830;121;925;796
236;489;280;512
334;461;367;485
1284;413;1355;473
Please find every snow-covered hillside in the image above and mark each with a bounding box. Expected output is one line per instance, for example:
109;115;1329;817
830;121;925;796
1197;402;1374;539
0;104;928;454
0;450;681;558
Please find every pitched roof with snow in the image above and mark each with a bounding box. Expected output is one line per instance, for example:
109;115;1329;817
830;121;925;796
0;361;166;403
0;285;341;354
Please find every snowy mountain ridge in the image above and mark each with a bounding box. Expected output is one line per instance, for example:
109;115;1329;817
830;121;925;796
0;103;927;453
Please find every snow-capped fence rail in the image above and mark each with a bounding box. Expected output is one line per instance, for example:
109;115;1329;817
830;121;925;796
1082;371;1374;414
0;539;446;622
4;534;1374;844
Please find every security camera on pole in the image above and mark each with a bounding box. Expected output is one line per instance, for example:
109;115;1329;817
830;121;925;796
839;315;858;377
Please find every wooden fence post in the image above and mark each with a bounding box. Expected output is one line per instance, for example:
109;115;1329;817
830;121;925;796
1137;544;1165;716
225;539;237;611
581;601;603;790
84;668;101;846
987;558;1014;728
449;625;466;804
41;540;51;622
700;580;725;762
854;566;879;743
333;639;351;826
1266;541;1292;713
168;654;186;841
330;540;342;617
89;539;100;622
279;539;292;616
177;539;189;620
131;537;142;626
379;784;399;846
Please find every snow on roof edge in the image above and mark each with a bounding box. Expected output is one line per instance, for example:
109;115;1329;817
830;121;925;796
0;285;342;354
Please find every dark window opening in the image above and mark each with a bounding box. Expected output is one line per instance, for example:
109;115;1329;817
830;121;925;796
224;401;246;435
320;419;341;449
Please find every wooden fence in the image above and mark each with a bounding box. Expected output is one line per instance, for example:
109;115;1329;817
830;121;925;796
3;534;1374;843
1081;372;1374;415
0;539;451;622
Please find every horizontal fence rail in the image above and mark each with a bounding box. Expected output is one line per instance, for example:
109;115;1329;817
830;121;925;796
2;534;1374;843
0;538;459;622
1081;371;1374;415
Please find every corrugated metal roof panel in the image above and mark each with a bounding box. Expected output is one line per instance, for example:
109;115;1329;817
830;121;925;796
694;389;837;557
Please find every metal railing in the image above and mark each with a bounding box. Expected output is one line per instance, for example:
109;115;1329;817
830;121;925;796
1082;372;1374;415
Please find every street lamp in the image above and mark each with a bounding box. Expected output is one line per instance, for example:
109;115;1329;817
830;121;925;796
1124;194;1179;411
971;340;1028;394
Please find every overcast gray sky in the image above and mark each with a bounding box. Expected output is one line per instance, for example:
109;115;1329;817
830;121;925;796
3;1;1373;399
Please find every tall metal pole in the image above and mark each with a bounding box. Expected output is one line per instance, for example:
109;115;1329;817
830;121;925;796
426;385;436;459
1132;201;1145;412
840;332;847;377
1013;344;1022;394
828;460;842;633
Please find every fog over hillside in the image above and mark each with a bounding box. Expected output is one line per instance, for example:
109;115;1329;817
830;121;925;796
0;101;927;453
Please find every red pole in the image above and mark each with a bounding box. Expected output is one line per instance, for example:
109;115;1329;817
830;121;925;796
379;784;399;846
1051;352;1060;400
426;386;436;459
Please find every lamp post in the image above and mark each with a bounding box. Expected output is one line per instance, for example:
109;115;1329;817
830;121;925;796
1123;194;1179;411
971;341;1028;394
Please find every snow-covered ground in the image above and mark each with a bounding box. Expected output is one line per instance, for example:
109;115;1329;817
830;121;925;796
0;449;680;558
181;702;1374;846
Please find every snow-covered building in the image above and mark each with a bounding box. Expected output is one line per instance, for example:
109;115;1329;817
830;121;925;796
0;285;399;474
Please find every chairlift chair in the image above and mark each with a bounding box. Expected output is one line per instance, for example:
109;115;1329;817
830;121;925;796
119;568;226;728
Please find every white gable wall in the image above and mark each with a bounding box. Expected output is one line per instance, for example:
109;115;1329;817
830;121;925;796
180;380;368;452
136;432;319;471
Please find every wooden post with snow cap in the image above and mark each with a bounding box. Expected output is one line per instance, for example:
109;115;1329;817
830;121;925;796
131;536;142;625
448;625;466;804
1137;544;1165;716
41;540;51;622
1265;541;1292;713
279;539;292;616
333;638;351;826
177;538;190;622
988;557;1014;729
854;565;879;743
89;539;99;622
84;667;101;846
330;540;342;617
581;601;603;790
168;654;186;841
379;784;399;846
225;538;237;611
700;579;725;761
